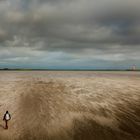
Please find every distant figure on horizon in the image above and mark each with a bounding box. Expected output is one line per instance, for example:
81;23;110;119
3;111;11;129
132;65;136;71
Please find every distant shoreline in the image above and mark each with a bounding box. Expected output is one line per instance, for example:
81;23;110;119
0;69;140;71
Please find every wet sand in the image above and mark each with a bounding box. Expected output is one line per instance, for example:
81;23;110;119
0;71;140;140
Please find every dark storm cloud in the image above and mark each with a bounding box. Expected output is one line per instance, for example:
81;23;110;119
0;0;140;68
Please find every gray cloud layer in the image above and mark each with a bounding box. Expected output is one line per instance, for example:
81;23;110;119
0;0;140;69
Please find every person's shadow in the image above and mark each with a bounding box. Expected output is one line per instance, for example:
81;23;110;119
0;124;5;129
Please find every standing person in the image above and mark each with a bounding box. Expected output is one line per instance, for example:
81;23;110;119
3;111;11;129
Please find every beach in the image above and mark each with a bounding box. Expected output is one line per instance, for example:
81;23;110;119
0;71;140;140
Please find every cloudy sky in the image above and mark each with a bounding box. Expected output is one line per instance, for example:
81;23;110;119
0;0;140;69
